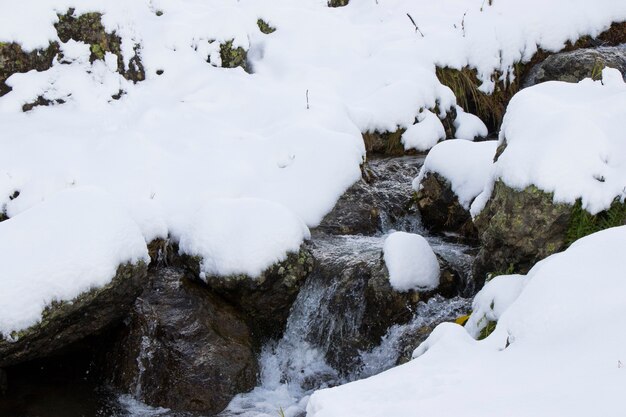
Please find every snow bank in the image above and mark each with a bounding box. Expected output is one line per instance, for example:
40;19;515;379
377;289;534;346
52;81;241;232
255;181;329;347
472;68;626;215
0;1;625;279
414;140;498;209
308;225;626;417
383;232;440;291
0;187;148;338
178;198;310;278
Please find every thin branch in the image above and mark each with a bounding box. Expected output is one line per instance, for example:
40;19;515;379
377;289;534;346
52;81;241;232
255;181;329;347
406;13;424;37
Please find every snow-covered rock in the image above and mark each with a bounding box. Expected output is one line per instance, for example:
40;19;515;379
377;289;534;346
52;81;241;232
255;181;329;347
413;140;497;237
307;225;626;417
0;187;149;365
472;69;626;280
383;232;440;292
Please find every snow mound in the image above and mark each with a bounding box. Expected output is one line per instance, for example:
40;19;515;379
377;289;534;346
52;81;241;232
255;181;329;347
177;198;310;279
464;273;526;339
414;140;498;209
401;110;446;152
308;225;626;417
383;232;440;292
0;187;149;338
473;68;626;216
453;107;488;140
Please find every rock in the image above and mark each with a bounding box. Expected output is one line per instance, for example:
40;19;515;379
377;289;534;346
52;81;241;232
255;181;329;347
304;234;462;374
362;129;406;156
0;42;59;96
183;248;314;341
106;268;257;415
0;263;147;367
472;181;572;283
55;10;145;82
416;172;477;240
524;44;626;87
219;40;248;71
318;157;422;235
328;0;349;7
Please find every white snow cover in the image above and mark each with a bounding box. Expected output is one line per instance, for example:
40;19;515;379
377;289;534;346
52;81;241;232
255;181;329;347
401;110;446;152
308;225;626;417
414;140;498;209
472;68;626;216
453;106;489;140
1;0;625;326
0;187;149;338
383;232;440;291
464;273;526;339
178;198;310;278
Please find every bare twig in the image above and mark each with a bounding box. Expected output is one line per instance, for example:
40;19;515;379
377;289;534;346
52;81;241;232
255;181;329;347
306;89;310;110
406;13;424;37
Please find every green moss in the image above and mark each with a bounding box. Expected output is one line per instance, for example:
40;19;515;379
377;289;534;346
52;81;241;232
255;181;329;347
257;19;276;34
566;198;626;246
219;40;248;70
486;263;515;282
478;320;497;340
90;43;105;59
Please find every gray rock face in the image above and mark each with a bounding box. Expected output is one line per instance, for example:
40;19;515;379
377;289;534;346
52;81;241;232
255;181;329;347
472;181;572;283
416;172;477;240
0;263;147;367
318;157;422;236
524;44;626;87
106;268;258;415
183;248;314;341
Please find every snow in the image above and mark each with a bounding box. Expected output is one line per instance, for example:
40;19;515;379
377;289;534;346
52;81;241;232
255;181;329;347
177;198;310;278
308;225;626;417
401;110;446;152
1;0;625;338
472;68;626;216
383;232;440;292
0;187;149;339
453;106;489;140
464;273;526;339
414;140;498;209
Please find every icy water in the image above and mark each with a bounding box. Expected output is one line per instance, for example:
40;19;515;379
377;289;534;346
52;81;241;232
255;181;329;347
0;156;475;417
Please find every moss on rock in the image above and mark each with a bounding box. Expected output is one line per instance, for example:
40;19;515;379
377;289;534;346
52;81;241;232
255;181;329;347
219;39;249;71
0;42;59;96
0;262;147;367
257;19;276;34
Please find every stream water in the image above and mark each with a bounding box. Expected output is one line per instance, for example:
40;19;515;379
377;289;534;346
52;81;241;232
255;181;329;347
1;156;475;417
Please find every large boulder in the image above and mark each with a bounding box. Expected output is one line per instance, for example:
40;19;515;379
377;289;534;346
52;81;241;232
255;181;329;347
106;268;258;415
183;248;314;341
524;44;626;87
0;263;147;367
472;181;573;282
416;172;476;239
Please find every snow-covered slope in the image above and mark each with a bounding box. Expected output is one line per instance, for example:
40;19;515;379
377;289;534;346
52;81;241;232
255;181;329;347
307;225;626;417
1;0;625;335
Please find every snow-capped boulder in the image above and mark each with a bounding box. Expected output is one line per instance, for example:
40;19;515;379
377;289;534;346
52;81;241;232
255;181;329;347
106;268;257;415
524;44;626;87
472;69;626;282
414;140;497;240
0;187;149;367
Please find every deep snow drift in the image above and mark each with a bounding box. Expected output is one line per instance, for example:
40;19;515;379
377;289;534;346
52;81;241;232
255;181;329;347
307;225;626;417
